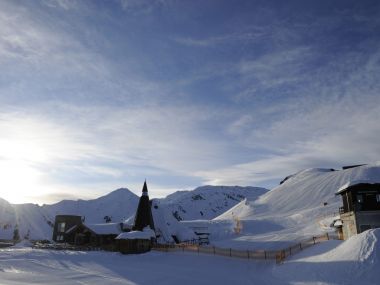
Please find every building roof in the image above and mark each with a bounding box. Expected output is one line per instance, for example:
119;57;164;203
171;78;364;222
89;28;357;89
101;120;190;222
62;222;122;235
84;223;122;235
116;228;156;240
335;180;380;195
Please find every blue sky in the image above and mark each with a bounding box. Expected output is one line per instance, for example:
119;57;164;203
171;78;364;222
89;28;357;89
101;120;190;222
1;0;380;204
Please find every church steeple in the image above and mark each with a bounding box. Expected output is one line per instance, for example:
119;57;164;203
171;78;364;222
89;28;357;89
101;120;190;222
142;180;148;196
133;180;155;231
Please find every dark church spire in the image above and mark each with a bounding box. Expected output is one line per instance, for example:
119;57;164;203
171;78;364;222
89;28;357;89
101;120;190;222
133;180;155;231
142;180;148;196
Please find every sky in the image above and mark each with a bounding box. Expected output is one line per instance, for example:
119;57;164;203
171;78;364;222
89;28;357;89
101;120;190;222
0;0;380;204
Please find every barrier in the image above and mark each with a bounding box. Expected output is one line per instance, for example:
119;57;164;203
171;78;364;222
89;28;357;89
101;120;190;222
153;232;334;264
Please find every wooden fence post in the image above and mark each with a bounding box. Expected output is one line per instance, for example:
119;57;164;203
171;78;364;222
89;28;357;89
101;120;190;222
313;237;316;244
299;243;302;250
326;233;329;240
229;248;232;257
264;251;267;260
247;250;250;259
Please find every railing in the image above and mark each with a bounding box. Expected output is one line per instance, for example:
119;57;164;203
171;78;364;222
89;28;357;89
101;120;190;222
153;233;335;264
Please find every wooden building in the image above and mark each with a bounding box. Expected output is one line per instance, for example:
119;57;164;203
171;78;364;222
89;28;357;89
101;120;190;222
52;215;82;243
336;183;380;239
52;215;128;248
65;223;123;248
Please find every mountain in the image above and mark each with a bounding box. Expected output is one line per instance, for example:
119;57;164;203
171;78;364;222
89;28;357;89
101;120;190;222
149;185;268;243
42;188;139;224
0;188;139;241
0;185;267;241
159;185;268;221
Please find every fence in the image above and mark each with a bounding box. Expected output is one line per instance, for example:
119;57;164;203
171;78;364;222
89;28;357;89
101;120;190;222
153;232;335;264
31;242;115;252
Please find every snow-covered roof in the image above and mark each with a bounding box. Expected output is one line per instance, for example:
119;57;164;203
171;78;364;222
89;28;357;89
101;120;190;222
336;180;380;195
115;228;156;240
84;223;122;235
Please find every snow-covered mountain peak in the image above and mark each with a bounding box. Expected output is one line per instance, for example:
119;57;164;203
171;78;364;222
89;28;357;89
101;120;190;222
159;185;268;221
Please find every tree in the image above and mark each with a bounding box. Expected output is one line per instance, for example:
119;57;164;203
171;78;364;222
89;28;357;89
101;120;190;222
104;215;112;223
13;224;20;242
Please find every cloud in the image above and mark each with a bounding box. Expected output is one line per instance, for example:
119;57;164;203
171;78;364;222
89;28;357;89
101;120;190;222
41;0;79;10
174;29;266;47
118;0;168;14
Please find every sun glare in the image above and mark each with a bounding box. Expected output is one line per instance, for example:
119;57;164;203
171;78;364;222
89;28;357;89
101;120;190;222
0;160;43;204
0;140;46;204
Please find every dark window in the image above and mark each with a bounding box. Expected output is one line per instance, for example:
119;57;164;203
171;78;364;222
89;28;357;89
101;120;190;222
58;222;66;233
357;194;363;203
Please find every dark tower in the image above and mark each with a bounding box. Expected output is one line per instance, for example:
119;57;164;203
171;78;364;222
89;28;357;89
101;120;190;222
133;181;155;231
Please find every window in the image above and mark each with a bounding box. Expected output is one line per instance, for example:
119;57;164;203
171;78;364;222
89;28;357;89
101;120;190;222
377;194;380;203
56;235;64;241
357;194;363;203
58;222;66;233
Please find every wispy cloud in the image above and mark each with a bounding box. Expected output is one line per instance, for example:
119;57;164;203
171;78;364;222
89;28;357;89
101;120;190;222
41;0;79;10
118;0;168;14
174;28;266;47
203;47;380;186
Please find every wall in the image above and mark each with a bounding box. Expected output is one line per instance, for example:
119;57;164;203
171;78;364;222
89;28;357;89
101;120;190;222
341;212;357;240
356;211;380;233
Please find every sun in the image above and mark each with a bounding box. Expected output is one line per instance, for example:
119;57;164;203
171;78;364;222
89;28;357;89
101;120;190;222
0;159;43;204
0;140;46;204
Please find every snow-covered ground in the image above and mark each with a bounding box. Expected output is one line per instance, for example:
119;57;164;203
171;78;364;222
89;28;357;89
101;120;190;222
0;229;379;285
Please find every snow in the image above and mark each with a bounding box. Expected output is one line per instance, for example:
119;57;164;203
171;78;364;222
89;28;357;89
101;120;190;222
160;185;268;221
85;223;122;235
116;228;155;240
336;180;380;194
0;229;379;284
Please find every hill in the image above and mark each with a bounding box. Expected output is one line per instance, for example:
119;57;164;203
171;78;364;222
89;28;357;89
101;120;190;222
212;164;380;250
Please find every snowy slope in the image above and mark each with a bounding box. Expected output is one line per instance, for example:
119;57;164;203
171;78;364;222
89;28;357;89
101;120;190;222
274;229;380;284
160;185;268;221
211;164;380;249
